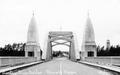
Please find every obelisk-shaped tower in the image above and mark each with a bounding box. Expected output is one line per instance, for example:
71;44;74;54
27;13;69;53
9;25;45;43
82;13;96;58
106;40;110;50
25;13;41;60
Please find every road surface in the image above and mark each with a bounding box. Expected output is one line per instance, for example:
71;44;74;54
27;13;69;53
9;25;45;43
12;57;113;75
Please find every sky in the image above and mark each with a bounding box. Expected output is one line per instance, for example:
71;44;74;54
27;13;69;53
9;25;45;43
0;0;120;51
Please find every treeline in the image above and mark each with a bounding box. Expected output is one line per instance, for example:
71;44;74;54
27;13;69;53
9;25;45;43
52;51;69;57
97;45;120;56
1;43;120;56
0;43;26;56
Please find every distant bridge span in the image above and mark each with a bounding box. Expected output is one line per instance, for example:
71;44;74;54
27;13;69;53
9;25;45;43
45;31;77;61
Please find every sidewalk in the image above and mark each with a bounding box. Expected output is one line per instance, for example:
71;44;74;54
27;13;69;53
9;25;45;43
0;61;43;73
79;61;120;73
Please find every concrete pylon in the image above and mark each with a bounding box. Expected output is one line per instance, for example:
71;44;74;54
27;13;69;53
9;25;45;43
46;37;52;61
25;13;41;60
82;12;96;59
69;37;76;61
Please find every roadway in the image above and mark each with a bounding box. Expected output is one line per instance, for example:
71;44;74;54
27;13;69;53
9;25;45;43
12;57;113;75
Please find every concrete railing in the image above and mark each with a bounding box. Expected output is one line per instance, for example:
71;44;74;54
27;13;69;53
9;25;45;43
84;56;120;66
0;57;39;67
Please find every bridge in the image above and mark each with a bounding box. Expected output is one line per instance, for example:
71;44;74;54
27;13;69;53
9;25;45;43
0;14;120;75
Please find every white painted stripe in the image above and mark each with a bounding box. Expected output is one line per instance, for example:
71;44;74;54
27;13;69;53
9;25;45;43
59;61;62;75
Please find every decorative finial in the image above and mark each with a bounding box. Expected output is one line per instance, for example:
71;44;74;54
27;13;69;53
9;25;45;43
60;24;62;31
32;10;34;16
87;10;90;17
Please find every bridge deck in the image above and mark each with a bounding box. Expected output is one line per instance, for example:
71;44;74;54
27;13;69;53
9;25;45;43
12;58;114;75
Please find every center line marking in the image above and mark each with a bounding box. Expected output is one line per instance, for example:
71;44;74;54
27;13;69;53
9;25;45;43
59;61;62;75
